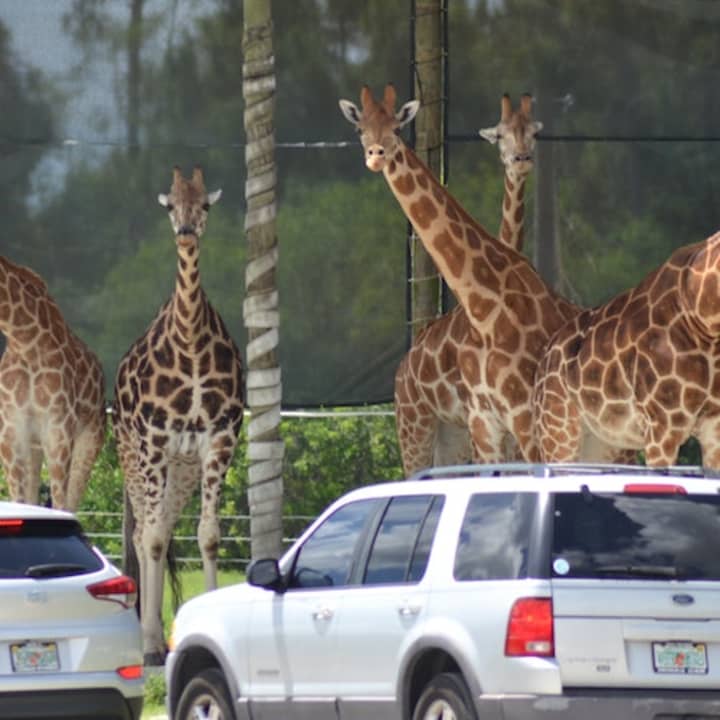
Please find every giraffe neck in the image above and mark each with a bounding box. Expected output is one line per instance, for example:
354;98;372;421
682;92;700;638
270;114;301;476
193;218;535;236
384;142;508;311
498;172;529;251
169;238;208;348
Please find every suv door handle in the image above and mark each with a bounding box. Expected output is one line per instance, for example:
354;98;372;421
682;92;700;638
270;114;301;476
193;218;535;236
398;602;422;617
312;606;334;621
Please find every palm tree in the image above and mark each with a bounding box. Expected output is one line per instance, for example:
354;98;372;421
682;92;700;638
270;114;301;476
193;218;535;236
242;0;284;560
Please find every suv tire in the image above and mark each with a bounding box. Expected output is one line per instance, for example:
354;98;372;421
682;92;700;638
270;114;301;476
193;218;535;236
175;667;234;720
412;672;476;720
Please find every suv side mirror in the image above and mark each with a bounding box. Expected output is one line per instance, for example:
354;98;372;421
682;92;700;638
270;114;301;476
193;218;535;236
247;558;285;593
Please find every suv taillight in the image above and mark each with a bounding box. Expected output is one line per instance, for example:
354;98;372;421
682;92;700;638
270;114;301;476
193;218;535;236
505;597;554;657
623;483;687;494
87;576;138;609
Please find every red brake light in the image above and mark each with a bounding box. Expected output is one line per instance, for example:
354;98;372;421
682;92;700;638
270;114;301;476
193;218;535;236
0;519;24;535
505;597;554;657
117;664;143;680
623;483;687;494
87;575;138;609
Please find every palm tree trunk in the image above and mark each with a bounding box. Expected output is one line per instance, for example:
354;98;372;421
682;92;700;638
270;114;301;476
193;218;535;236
243;0;284;561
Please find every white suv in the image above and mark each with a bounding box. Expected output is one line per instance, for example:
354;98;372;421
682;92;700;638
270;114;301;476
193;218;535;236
166;463;720;720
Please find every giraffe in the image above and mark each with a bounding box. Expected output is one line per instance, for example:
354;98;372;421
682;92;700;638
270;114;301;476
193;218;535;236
339;83;578;464
112;166;244;664
393;94;542;475
0;256;105;510
533;231;720;468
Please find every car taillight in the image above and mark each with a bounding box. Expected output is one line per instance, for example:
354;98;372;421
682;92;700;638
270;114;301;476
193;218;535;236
0;519;24;535
623;483;687;494
117;664;143;680
505;597;554;657
87;576;138;609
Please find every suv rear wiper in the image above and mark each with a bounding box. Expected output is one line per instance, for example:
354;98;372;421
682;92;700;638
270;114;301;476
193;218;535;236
25;563;89;578
592;564;687;579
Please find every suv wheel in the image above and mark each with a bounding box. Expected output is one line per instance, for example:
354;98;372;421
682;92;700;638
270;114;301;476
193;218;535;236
412;672;475;720
175;667;234;720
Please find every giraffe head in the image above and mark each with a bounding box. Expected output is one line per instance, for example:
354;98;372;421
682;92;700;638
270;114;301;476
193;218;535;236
338;84;419;172
479;94;543;181
158;166;222;243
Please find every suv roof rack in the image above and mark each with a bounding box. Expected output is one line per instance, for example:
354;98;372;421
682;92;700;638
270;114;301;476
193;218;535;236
409;462;720;481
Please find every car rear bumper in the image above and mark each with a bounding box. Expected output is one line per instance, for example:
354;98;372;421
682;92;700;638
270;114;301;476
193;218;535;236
482;688;720;719
0;688;143;720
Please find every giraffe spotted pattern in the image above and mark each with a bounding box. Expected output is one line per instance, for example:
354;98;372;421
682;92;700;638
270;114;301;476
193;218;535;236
112;166;244;664
0;256;105;510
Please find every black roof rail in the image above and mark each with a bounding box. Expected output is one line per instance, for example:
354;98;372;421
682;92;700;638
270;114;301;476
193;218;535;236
408;462;719;481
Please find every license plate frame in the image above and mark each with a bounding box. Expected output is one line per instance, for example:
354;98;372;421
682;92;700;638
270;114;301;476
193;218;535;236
652;640;708;675
10;640;60;673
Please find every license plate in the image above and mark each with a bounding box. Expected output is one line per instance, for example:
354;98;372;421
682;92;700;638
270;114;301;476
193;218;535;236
10;641;60;672
652;641;708;675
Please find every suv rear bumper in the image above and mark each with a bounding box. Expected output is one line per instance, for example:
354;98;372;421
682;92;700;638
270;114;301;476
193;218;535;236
484;689;720;719
0;688;143;720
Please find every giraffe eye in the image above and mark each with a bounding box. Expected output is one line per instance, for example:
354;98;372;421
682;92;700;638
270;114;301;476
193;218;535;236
165;203;174;212
202;203;211;212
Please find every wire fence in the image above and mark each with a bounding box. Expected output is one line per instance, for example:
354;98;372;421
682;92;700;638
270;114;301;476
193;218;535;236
76;511;315;571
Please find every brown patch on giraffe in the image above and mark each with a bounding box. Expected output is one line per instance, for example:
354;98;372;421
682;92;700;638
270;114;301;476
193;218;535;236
640;327;673;375
517;356;537;387
604;362;630;400
636;353;658;395
580;387;604;413
450;222;463;239
505;292;536;326
501;226;513;244
433;230;465;278
524;328;546;357
431;183;445;206
469;417;494;455
438;342;457;375
494;310;520;354
501;374;528;405
471;256;501;294
393;173;415;195
649;267;679;304
627;305;650;341
436;383;454;409
675;353;709;386
410;195;439;230
698;273;720;317
484;242;508;272
416;173;429;190
683;386;706;414
419;354;438;384
581;359;604;388
445;199;459;222
459;349;481;386
405;150;420;170
514;205;524;224
592;320;616;362
655;378;682;409
467;292;496;324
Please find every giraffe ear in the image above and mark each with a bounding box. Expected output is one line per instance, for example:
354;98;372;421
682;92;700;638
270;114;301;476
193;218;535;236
158;193;170;207
396;100;420;128
531;120;544;135
339;99;362;127
207;189;222;206
479;126;500;144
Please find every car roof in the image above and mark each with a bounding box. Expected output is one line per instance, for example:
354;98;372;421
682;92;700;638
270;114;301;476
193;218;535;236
0;501;77;521
336;463;720;505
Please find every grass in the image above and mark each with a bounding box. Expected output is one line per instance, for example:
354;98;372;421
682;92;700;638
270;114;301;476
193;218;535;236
141;567;245;719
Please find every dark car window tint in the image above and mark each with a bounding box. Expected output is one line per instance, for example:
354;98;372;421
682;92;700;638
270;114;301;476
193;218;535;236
364;495;443;585
290;499;377;589
408;496;444;583
454;493;536;581
553;491;720;580
0;519;103;578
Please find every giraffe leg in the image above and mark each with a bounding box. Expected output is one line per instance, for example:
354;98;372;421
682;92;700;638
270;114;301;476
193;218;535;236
198;434;237;591
433;421;472;467
395;400;438;476
65;415;106;512
693;415;720;469
0;419;36;503
644;421;685;467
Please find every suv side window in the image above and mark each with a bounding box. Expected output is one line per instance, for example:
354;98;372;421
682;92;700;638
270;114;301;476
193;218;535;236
363;495;444;585
454;492;536;581
289;499;377;589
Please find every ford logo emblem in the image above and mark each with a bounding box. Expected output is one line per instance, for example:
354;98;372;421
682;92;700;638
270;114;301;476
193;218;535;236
672;593;694;606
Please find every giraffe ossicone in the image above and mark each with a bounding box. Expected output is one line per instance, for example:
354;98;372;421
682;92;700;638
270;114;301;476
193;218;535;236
112;166;244;664
0;256;106;510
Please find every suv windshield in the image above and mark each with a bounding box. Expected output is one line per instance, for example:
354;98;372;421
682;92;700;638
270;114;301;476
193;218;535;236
552;491;720;580
0;518;103;579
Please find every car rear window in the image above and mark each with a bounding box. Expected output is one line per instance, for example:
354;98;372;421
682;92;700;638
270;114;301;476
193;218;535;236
0;518;103;579
454;492;537;581
552;491;720;580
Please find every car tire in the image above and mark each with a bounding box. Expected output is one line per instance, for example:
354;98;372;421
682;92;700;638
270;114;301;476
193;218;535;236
412;672;476;720
175;667;234;720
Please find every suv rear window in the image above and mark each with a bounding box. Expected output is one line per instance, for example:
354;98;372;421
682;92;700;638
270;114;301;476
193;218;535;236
0;518;103;579
552;491;720;580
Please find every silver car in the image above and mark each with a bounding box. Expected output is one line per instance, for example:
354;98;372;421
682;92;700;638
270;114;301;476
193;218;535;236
0;501;144;719
165;463;720;720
